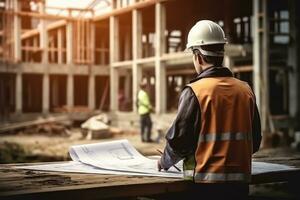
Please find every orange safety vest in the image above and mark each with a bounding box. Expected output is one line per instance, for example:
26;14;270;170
185;76;255;183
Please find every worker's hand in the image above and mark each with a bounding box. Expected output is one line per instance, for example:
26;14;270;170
157;159;169;172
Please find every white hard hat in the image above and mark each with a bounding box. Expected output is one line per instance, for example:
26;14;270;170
186;20;227;56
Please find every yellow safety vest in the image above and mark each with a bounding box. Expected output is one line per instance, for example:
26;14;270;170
137;89;152;115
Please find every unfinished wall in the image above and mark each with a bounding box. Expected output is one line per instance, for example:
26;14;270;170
95;19;109;65
22;74;42;113
118;13;132;62
0;73;15;119
95;75;110;111
50;75;66;112
74;75;88;106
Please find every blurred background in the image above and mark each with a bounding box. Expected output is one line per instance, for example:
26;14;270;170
0;0;299;169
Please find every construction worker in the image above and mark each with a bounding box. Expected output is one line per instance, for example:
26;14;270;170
137;82;153;142
157;20;262;199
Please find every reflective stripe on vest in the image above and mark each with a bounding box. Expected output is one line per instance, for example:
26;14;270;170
199;132;251;143
184;170;250;182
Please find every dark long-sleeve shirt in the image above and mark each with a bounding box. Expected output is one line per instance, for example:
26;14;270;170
160;66;262;169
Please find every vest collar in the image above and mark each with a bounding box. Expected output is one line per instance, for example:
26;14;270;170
190;66;233;83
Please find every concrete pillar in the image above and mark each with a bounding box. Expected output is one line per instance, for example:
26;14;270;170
15;72;22;113
155;2;167;114
67;73;74;109
39;2;48;64
88;75;95;110
132;9;142;112
253;0;270;133
42;74;49;114
13;0;21;62
57;28;63;64
224;55;234;69
288;0;300;121
109;16;120;111
224;0;235;42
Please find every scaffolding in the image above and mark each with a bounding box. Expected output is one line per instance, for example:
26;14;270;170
0;0;299;136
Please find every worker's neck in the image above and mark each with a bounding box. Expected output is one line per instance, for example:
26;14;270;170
201;63;214;71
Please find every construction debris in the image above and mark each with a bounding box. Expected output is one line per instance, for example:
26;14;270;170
0;115;71;134
291;132;300;151
81;114;111;139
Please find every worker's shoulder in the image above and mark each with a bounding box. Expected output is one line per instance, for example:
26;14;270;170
138;89;147;97
232;77;253;90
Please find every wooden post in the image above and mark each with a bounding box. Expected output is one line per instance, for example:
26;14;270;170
124;70;131;102
90;21;95;65
66;12;74;110
32;37;38;62
100;40;106;65
57;28;63;64
15;72;22;114
109;16;120;111
66;13;73;64
155;2;166;114
253;0;270;134
42;74;50;114
24;40;30;62
124;31;131;60
13;0;21;62
88;75;95;110
132;9;142;112
39;2;48;64
67;73;74;110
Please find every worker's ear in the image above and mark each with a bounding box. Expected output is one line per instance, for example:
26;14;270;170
197;53;204;66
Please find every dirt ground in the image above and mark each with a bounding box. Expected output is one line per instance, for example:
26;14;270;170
1;127;300;164
0;128;167;163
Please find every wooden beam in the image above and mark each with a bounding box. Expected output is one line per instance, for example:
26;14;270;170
39;2;48;64
66;20;73;64
93;0;169;21
46;6;93;12
88;75;95;110
15;72;22;114
57;28;63;64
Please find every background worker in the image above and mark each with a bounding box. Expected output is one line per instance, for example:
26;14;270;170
137;82;153;143
157;20;262;199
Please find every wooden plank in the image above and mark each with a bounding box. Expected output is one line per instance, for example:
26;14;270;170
0;115;70;133
93;0;170;21
0;158;300;200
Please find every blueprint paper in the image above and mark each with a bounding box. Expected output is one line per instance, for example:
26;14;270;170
16;161;183;178
16;139;295;178
252;161;296;175
69;139;182;175
17;139;183;178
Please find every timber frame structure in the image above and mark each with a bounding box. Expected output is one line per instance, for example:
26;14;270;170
0;0;299;134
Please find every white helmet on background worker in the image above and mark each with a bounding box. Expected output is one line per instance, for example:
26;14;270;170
186;20;227;57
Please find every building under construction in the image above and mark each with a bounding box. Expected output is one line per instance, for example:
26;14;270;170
0;0;299;137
